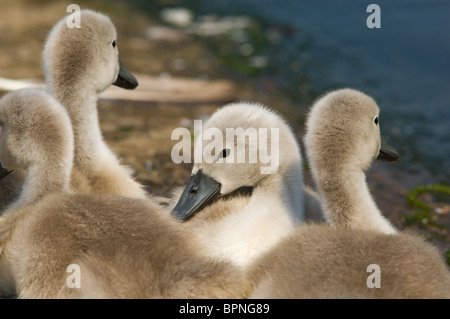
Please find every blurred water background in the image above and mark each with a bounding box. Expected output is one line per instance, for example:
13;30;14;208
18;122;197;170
127;0;450;187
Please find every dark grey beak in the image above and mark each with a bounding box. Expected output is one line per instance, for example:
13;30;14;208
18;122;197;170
377;136;399;162
172;169;221;222
113;59;138;90
0;162;13;180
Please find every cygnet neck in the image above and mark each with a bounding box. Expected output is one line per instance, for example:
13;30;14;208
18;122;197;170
210;161;305;267
254;160;305;224
48;80;105;172
317;164;397;234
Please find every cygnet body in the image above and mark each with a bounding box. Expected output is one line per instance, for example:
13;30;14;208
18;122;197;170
172;102;310;268
248;89;450;298
249;224;450;298
0;89;248;299
43;10;146;198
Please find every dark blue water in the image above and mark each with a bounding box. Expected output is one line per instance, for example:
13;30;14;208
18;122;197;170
133;0;450;185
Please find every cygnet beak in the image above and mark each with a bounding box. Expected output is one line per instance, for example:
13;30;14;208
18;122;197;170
172;169;221;222
0;162;13;180
113;59;139;89
377;136;399;162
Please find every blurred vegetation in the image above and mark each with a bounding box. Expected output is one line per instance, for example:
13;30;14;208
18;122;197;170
406;184;450;228
405;184;450;265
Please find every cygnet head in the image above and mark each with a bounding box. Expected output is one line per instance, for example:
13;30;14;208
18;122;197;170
173;102;302;221
43;9;138;96
0;89;73;185
304;88;398;172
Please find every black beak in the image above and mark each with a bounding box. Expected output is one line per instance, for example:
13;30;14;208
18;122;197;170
377;136;399;162
113;59;138;90
172;169;221;222
0;162;13;180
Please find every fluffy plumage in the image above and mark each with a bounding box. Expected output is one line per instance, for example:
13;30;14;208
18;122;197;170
4;194;250;298
0;89;249;299
247;89;450;298
304;88;396;233
43;10;146;198
0;89;73;211
249;224;450;298
173;102;324;268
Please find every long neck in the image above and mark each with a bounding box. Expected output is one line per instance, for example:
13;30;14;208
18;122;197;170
47;79;146;199
48;81;110;172
315;165;397;234
253;161;305;224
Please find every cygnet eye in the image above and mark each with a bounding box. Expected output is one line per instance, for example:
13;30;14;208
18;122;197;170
112;40;116;48
374;116;379;125
217;148;231;161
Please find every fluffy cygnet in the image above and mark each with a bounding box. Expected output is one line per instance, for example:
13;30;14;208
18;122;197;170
247;89;450;298
171;102;314;268
43;10;146;198
304;88;398;233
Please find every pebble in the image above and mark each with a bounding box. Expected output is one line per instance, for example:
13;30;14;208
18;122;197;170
160;7;193;27
145;26;190;43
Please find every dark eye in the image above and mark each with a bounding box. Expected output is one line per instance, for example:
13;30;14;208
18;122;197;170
222;148;230;158
217;148;230;161
374;116;379;125
112;40;116;48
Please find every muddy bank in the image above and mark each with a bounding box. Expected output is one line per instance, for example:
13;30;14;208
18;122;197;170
0;0;448;256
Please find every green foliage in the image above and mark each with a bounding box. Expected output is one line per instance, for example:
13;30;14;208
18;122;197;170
117;125;135;132
404;184;450;229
